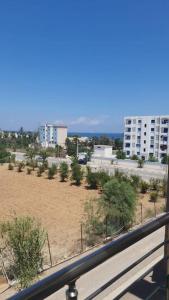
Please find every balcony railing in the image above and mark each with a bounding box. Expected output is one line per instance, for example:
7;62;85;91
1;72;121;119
8;213;169;300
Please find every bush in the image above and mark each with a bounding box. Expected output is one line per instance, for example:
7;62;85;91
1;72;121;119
37;165;45;177
86;171;99;189
51;164;57;175
84;198;104;246
0;147;11;163
0;216;46;290
116;150;126;159
131;154;138;160
140;181;149;194
27;168;32;175
137;159;144;168
47;167;55;180
100;178;137;229
150;178;161;192
150;191;158;202
8;163;13;170
71;163;83;185
17;162;24;173
59;162;69;182
98;171;111;190
161;154;169;164
130;175;140;190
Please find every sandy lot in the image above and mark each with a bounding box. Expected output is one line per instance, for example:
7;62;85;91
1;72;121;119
0;165;98;262
0;165;165;263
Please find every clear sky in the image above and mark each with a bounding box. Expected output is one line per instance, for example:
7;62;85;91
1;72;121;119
0;0;169;132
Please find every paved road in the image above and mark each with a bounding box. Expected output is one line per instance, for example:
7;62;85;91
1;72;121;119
44;227;165;300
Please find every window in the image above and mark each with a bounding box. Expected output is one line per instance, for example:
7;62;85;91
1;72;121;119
144;124;147;128
144;148;146;152
126;151;130;156
138;128;141;132
125;143;130;148
144;132;146;136
151;120;155;124
150;145;154;148
151;128;155;132
138;120;142;124
137;152;140;155
144;140;146;144
126;119;132;125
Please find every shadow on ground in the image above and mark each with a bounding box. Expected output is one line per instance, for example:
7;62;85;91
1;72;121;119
117;259;165;300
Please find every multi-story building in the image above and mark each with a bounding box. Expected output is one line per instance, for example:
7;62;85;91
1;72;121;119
123;115;169;161
39;123;67;148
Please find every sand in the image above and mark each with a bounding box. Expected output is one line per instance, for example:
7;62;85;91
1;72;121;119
0;165;98;262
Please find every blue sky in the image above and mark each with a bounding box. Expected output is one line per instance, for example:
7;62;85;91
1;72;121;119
0;0;169;132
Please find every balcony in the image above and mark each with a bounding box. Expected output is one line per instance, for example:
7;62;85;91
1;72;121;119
8;214;169;300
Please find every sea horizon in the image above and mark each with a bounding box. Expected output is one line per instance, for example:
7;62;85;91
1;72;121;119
68;132;123;139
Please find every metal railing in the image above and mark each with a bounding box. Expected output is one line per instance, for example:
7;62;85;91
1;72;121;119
8;213;169;300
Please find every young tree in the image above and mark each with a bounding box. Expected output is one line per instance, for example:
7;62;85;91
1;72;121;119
71;163;83;185
137;159;144;168
98;171;110;190
116;150;126;160
86;170;99;189
140;180;149;194
0;216;46;290
100;178;137;229
39;150;48;167
59;162;69;182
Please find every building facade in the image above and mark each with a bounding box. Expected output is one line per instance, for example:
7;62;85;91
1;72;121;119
123;115;169;161
39;123;67;148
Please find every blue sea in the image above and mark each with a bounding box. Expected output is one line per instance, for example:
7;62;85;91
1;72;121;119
68;132;123;139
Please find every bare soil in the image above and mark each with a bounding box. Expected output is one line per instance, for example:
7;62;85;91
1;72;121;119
0;165;98;263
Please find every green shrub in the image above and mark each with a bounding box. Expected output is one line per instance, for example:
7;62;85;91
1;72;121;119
59;162;69;182
100;178;137;229
116;150;126;159
150;178;161;192
150;191;158;202
47;167;55;180
8;163;13;170
71;163;83;185
17;163;24;173
51;163;57;174
130;175;140;190
131;154;138;160
86;171;99;189
140;181;149;194
27;168;32;175
137;159;144;168
98;171;111;190
0;216;46;290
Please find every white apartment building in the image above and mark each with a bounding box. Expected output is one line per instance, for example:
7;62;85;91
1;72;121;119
123;115;169;161
39;123;67;148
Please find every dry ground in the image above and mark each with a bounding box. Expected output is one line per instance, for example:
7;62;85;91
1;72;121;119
0;165;98;263
0;165;165;262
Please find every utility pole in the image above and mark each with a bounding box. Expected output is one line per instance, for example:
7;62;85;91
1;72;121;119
165;159;169;300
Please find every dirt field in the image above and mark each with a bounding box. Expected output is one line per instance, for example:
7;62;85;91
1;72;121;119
0;165;99;263
0;165;165;264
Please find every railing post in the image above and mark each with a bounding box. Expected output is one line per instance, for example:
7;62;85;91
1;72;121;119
165;160;169;300
66;281;78;300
